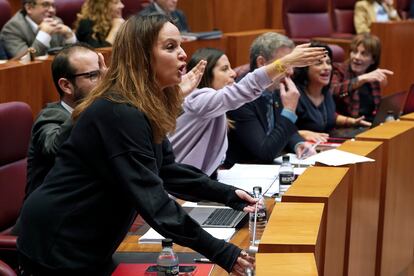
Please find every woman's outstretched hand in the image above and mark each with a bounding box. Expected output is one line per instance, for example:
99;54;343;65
280;43;327;68
179;60;207;96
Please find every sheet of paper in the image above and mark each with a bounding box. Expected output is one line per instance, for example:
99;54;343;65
217;164;280;196
139;227;235;244
305;149;375;166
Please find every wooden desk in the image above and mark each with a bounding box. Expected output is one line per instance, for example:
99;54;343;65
400;112;414;121
356;120;414;276
0;61;44;117
337;140;384;276
371;21;414;97
282;167;351;276
256;253;318;276
182;37;228;62
224;29;284;67
178;0;269;32
259;202;324;273
117;199;275;276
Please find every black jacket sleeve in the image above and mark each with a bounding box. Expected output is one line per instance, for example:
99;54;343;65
76;19;111;48
101;103;241;272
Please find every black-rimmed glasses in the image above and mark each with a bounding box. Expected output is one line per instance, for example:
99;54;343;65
70;70;101;81
34;1;56;9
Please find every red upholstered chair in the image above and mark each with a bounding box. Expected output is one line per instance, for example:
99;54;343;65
0;259;16;276
0;102;33;269
0;0;12;30
123;0;153;19
331;0;356;38
396;0;412;19
55;0;85;28
283;0;334;43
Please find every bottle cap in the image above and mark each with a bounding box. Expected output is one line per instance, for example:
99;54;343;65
161;238;173;247
282;155;290;162
253;186;262;193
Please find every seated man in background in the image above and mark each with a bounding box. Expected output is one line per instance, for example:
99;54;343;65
224;32;316;168
139;0;189;32
0;0;76;58
26;43;106;198
0;39;7;60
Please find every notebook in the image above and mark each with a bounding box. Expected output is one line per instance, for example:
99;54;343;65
330;90;407;139
185;207;248;228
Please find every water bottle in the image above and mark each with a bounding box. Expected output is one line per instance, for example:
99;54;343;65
279;155;294;197
384;110;396;122
157;238;179;276
249;186;267;245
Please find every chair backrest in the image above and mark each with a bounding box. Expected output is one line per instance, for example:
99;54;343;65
331;0;356;34
0;102;33;233
283;0;333;39
403;84;414;114
0;0;12;30
0;259;16;276
396;0;411;19
123;0;152;19
55;0;85;28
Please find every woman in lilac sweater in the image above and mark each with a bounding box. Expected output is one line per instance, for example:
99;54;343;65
168;46;326;176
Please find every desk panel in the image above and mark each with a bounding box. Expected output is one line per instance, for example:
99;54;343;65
0;61;43;117
259;202;324;273
256;253;318;276
282;167;350;276
371;21;414;97
337;140;383;276
356;120;414;276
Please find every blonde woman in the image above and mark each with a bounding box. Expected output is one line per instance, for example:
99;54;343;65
75;0;125;47
354;0;400;34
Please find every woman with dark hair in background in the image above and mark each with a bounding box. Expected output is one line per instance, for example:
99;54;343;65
17;14;260;275
332;33;393;122
75;0;125;47
293;42;371;142
169;45;326;176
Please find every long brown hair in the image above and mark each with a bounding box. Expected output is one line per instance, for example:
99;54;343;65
73;14;183;143
74;0;114;40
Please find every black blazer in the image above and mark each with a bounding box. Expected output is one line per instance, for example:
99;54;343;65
225;91;303;167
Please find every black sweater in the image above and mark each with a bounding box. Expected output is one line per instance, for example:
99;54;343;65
18;98;246;273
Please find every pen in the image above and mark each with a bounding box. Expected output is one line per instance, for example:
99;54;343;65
193;258;212;263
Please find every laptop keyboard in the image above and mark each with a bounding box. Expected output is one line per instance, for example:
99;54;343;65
202;208;242;226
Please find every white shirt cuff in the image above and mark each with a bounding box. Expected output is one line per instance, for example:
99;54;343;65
36;30;52;48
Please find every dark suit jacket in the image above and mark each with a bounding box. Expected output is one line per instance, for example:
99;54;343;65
26;102;72;197
0;11;70;57
225;91;303;167
0;39;7;59
138;3;189;32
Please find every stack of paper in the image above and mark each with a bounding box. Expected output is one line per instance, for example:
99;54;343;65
139;227;235;244
217;164;280;196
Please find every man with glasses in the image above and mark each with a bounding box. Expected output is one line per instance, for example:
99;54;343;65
0;0;76;58
24;43;106;199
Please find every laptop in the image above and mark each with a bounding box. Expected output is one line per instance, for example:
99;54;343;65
184;206;248;228
402;84;414;115
330;90;407;139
